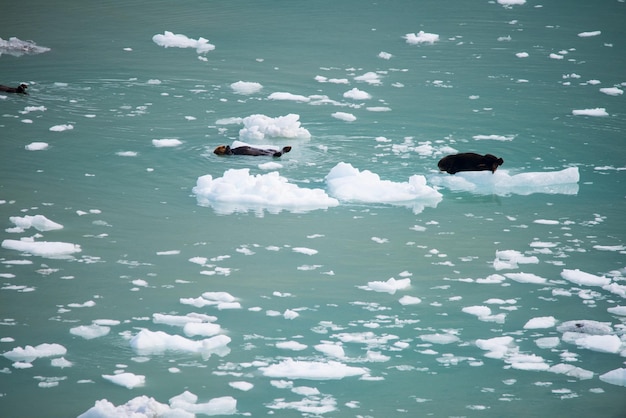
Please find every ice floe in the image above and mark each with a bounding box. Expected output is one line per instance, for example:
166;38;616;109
429;167;580;196
193;168;339;215
572;108;608;117
325;162;442;214
78;392;236;417
259;359;369;380
218;114;311;141
0;37;50;57
230;81;263;95
102;372;145;389
8;215;63;232
129;329;231;359
560;269;611;287
2;239;81;259
152;31;215;54
3;343;67;363
404;31;439;45
25;142;49;151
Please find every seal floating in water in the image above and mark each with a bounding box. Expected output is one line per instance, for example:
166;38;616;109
0;84;28;94
438;152;503;175
214;145;292;157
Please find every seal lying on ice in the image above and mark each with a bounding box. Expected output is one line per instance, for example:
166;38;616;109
214;144;292;157
438;152;503;174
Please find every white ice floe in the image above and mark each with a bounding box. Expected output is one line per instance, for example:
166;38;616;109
332;112;357;122
276;341;308;351
0;36;50;57
152;312;217;327
230;81;263;95
25;142;49;151
607;306;626;316
429;167;580;196
102;372;145;389
599;87;623;96
560;269;611;287
504;272;548;284
399;295;422;305
343;88;371;100
462;306;506;323
493;250;539;270
572;108;608;116
3;343;67;363
523;316;556;329
129;329;231;358
599;368;626;387
152;138;182;148
497;0;526;6
49;124;74;132
326;163;442;214
234;114;311;141
472;134;515;141
2;239;81;259
70;324;111;340
259;359;369;380
268;92;311;102
404;31;439;45
354;72;382;85
152;31;215;54
359;277;411;295
193;169;339;215
548;363;593;380
556;320;612;335
574;335;622;354
577;30;601;38
8;215;63;232
78;392;236;417
420;334;460;345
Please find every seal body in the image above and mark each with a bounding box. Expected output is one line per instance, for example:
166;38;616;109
214;145;292;157
0;84;28;94
438;153;503;174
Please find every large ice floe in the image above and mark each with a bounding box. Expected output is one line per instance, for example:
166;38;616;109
216;113;311;141
152;31;215;54
78;392;237;417
193;169;339;216
0;36;50;57
429;167;579;196
326;163;442;214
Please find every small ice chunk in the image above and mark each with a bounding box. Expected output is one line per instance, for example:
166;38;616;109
404;31;439;45
572;108;608;117
231;81;263;95
524;316;556;329
152;138;182;148
25;142;49;151
152;31;215;54
599;368;626;387
560;269;611;287
259;359;368;380
102;372;146;389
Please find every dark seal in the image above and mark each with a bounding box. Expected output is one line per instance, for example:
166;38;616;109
0;84;28;94
214;145;292;157
438;153;503;175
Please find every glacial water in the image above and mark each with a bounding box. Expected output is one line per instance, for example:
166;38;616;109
1;0;625;416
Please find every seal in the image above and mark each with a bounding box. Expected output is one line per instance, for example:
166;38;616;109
438;152;503;174
0;84;28;94
214;145;292;157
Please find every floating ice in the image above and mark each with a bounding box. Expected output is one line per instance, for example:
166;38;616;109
326;163;442;214
578;30;601;38
0;36;50;57
505;272;548;284
332;112;357;122
608;306;626;316
475;336;515;359
276;341;308;351
523;316;556;329
152;313;217;327
3;343;67;363
2;239;81;259
354;72;382;85
129;329;231;358
259;359;369;380
9;215;63;232
599;368;626;387
78;392;237;417
429;167;580;196
404;31;439;45
70;324;111;340
572;108;608;116
462;306;505;323
49;124;74;132
230;81;262;95
560;269;611;287
229;381;253;391
152;138;182;148
472;134;515;141
343;88;371;100
268;92;311;102
548;364;593;380
152;31;215;54
399;295;422;305
193;168;338;216
315;343;346;359
360;277;411;294
420;334;460;344
497;0;526;6
493;250;539;270
599;87;623;96
574;335;622;354
25;142;49;151
102;372;145;389
237;114;311;141
556;320;612;335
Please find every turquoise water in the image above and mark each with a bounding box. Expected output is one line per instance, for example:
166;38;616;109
1;0;625;416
